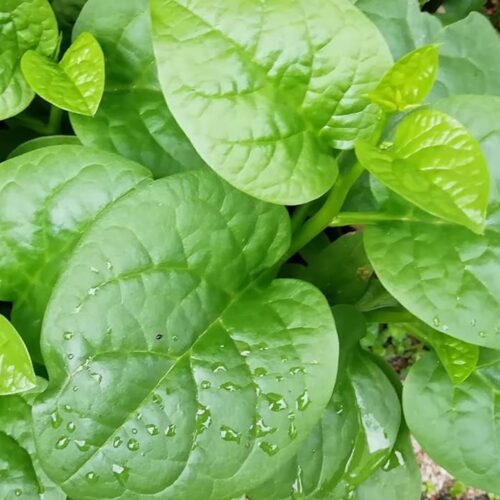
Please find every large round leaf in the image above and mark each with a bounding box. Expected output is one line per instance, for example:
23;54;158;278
365;96;500;348
404;350;500;493
0;0;58;120
150;0;392;204
0;146;151;361
70;0;205;177
32;170;338;499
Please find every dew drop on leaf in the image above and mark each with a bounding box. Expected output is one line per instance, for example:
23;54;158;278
88;287;97;296
50;411;62;429
146;424;159;436
112;464;129;484
131;428;138;435
113;437;123;448
85;472;98;483
288;420;298;440
63;332;73;341
259;441;279;456
432;316;440;327
220;425;241;443
67;422;76;433
200;380;211;389
14;490;22;497
195;404;212;436
55;436;70;450
67;354;74;360
127;438;140;451
165;424;176;437
479;331;487;338
289;366;305;375
252;417;277;437
211;363;227;373
75;439;90;452
264;393;288;412
296;390;311;411
291;465;304;497
220;382;241;392
254;367;268;377
152;393;163;405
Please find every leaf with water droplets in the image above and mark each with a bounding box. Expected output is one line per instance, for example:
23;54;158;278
23;169;338;498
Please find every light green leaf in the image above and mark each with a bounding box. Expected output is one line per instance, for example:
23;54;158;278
0;146;151;362
0;316;36;395
0;0;58;120
369;45;439;112
248;307;401;499
404;350;500;493
357;108;490;233
15;168;338;498
351;0;441;59
70;0;205;177
364;96;500;349
430;13;500;99
7;135;81;159
21;32;105;116
151;0;393;204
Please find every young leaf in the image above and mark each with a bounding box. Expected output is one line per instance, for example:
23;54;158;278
30;170;338;498
430;13;500;99
21;32;105;116
369;45;439;112
356;108;490;233
7;135;81;158
150;0;393;204
0;0;59;120
404;350;500;493
0;316;36;395
0;146;151;362
70;0;206;177
364;96;500;349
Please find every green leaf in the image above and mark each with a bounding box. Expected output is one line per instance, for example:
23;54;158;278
0;146;151;362
151;0;393;204
404;350;500;493
70;0;206;177
21;32;105;116
51;0;88;32
430;13;500;99
402;321;479;384
248;308;401;498
8;135;81;159
434;0;483;25
0;0;59;120
0;316;36;396
369;45;439;112
364;96;500;348
24;169;338;498
356;108;490;233
351;0;441;59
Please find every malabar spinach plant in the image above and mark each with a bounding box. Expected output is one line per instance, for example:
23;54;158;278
0;0;499;498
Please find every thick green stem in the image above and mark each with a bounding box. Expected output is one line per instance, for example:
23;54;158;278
290;202;311;234
8;105;64;136
285;162;364;260
363;308;417;324
330;211;450;227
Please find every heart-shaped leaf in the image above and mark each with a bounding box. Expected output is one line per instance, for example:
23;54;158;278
365;96;500;348
0;316;36;395
70;0;206;177
0;146;151;362
3;162;339;498
357;108;490;233
21;32;105;116
151;0;392;204
404;350;500;493
369;45;439;112
0;0;58;120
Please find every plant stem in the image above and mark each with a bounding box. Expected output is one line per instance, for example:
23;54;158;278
363;308;417;324
330;211;420;227
8;105;64;135
285;161;364;260
290;202;311;234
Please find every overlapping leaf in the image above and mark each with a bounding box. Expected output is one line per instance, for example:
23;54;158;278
151;0;393;204
70;0;206;177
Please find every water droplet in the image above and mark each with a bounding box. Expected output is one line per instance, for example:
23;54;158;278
136;412;142;421
479;331;487;338
288;421;297;440
67;354;74;360
252;417;276;437
442;324;449;332
254;367;268;377
264;393;287;412
63;332;73;341
90;266;99;273
289;366;305;375
432;316;440;327
63;405;72;412
113;437;123;448
165;424;176;437
88;287;97;296
75;440;90;452
106;261;113;270
255;342;268;351
241;350;250;357
152;393;163;405
275;375;284;382
456;295;461;301
155;333;163;340
55;436;70;450
127;438;140;451
50;411;62;429
211;363;227;373
471;319;477;327
90;372;103;384
201;380;211;390
85;472;98;483
296;391;311;411
72;386;79;392
259;441;279;456
105;327;112;336
14;489;22;497
146;424;159;436
67;422;76;433
131;428;138;435
291;465;304;497
281;355;288;363
220;382;241;392
220;425;241;443
195;404;212;436
219;344;225;350
172;335;179;342
112;464;129;484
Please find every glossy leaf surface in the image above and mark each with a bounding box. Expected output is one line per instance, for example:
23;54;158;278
369;45;439;112
8;135;81;159
71;0;205;177
0;146;151;361
365;96;500;348
21;32;105;116
30;169;338;498
151;0;393;204
0;0;58;120
0;316;36;395
404;350;500;493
